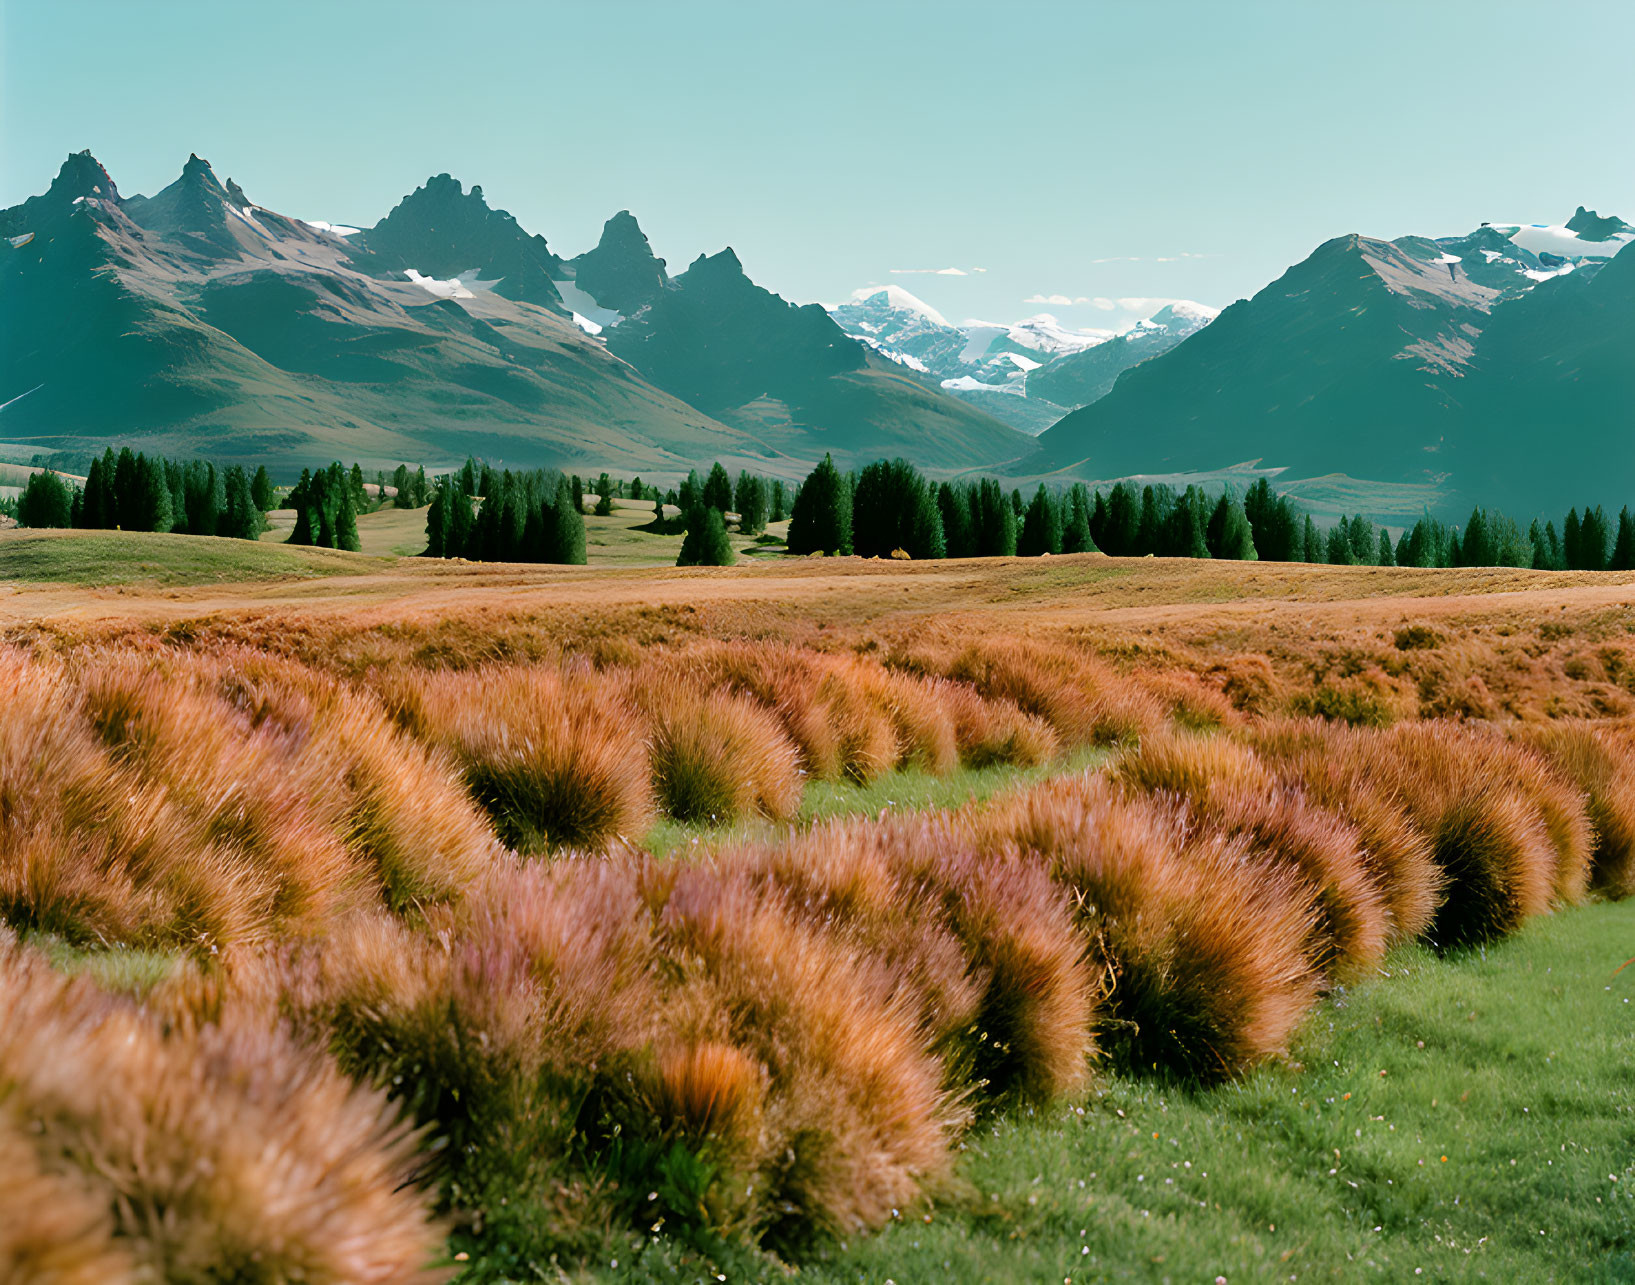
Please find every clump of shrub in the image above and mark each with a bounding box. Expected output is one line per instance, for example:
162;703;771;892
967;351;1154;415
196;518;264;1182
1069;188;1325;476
0;939;446;1284
383;664;652;851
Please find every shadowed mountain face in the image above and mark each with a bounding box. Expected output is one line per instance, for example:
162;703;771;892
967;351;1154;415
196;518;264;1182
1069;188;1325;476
606;251;1033;466
566;210;668;315
0;153;1026;478
1033;223;1635;513
354;173;566;311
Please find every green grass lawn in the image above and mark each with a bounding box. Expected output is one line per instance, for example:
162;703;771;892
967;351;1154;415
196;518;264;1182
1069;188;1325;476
0;527;374;586
785;900;1635;1285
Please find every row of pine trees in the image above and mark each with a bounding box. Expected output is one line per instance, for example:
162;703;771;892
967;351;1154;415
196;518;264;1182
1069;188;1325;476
772;456;1635;571
13;448;274;540
14;447;1635;574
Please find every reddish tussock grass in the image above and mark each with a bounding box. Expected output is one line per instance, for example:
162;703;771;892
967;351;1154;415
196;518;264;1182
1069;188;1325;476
656;866;959;1245
1247;719;1443;944
977;774;1320;1081
383;663;653;852
622;672;803;823
0;648;498;952
1112;733;1388;978
1375;724;1560;948
1514;721;1635;898
0;939;446;1285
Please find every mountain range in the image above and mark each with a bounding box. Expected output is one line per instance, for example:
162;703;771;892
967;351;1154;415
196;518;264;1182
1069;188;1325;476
0;153;1030;479
1033;209;1635;515
826;287;1217;435
5;149;1633;516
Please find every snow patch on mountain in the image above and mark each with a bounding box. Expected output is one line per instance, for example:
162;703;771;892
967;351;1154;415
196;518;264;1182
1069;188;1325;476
553;278;624;329
1499;223;1633;260
848;285;950;327
941;375;1025;397
404;268;503;300
302;219;361;237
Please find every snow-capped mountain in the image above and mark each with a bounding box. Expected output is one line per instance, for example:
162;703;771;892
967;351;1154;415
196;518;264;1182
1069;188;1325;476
1033;208;1635;514
827;286;1215;434
0;151;1029;478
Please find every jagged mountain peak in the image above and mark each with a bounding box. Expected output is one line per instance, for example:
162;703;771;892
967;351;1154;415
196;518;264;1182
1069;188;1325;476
361;173;564;311
50;150;120;204
565;209;668;315
1565;205;1632;242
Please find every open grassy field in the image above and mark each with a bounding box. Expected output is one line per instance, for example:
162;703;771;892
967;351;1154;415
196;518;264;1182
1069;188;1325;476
3;532;1635;1283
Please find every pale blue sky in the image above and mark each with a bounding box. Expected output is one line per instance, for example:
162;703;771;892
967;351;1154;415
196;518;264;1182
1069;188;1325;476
4;0;1632;329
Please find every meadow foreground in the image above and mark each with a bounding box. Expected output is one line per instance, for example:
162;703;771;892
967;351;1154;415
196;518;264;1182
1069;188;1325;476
2;537;1633;1282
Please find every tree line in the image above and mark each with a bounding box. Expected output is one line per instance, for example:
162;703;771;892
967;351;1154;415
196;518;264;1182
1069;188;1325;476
422;460;586;564
775;456;1635;571
13;448;274;539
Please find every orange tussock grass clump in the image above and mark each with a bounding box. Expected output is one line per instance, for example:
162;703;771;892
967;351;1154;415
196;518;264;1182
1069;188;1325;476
1111;732;1389;978
0;941;446;1285
1374;723;1560;948
308;860;660;1260
382;663;652;852
0;1117;136;1285
978;775;1320;1082
0;648;499;952
1513;722;1635;898
1247;719;1443;943
937;679;1060;768
621;672;803;823
938;638;1162;747
656;866;959;1245
1132;666;1242;732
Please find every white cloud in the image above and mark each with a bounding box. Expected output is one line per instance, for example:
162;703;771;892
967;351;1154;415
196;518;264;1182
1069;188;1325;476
1115;296;1186;315
1091;251;1210;264
1024;293;1076;306
889;267;970;276
1088;297;1117;310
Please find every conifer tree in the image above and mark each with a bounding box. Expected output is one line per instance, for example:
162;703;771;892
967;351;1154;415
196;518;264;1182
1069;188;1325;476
290;469;315;545
734;471;767;534
220;465;264;540
548;475;587;564
1103;483;1140;556
112;448;139;529
787;454;853;555
16;471;73;528
334;484;361;552
1613;508;1635;572
251;465;275;512
1018;485;1063;556
677;505;736;566
939;482;976;558
1377;528;1395;567
1564;508;1582;570
1214;494;1257;560
770;480;787;523
1580;505;1611;571
1062;484;1096;553
703;462;734;513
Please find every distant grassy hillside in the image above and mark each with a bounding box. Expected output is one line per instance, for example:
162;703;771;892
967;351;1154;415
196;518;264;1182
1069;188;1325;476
0;528;373;586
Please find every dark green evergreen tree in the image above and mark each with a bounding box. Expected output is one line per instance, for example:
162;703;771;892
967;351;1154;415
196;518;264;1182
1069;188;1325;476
677;505;736;566
787;454;853;556
1062;484;1096;554
1018;485;1063;557
16;471;73;528
770;480;787;523
1214;494;1257;560
1613;508;1635;572
548;475;586;564
939;482;977;558
734;471;767;534
1377;528;1395;567
334;483;361;552
703;462;734;513
220;465;264;540
251;465;275;512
